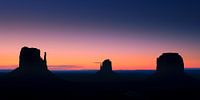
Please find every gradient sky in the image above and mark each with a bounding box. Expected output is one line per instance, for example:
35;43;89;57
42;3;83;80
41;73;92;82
0;0;199;70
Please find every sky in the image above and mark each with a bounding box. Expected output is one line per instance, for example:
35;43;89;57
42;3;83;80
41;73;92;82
0;0;199;70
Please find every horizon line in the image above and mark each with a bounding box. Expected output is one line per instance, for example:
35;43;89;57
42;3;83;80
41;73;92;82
0;67;199;71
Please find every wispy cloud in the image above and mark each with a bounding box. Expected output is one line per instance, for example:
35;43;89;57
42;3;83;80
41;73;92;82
0;65;84;70
48;65;83;70
0;65;17;69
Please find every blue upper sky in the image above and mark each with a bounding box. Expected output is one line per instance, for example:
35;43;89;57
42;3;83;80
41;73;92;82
0;0;199;43
0;0;199;29
0;0;199;48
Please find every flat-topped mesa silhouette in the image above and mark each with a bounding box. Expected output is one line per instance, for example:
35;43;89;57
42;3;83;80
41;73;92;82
147;53;196;88
156;53;185;77
10;47;53;78
19;47;47;71
96;59;115;75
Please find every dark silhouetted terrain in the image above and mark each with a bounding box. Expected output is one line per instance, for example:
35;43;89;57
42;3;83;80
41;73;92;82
0;69;199;100
0;48;199;100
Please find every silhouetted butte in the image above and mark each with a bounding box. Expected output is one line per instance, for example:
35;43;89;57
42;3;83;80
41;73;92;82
147;52;193;84
10;47;53;78
156;53;184;77
96;59;117;76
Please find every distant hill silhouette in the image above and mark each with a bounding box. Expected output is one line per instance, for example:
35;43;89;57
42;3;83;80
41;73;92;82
9;47;54;78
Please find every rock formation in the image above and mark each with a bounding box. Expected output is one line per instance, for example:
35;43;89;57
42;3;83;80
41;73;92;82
156;53;184;76
10;47;53;77
96;59;114;75
147;53;195;88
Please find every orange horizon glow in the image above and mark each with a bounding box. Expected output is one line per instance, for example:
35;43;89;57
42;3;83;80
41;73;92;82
0;50;199;70
0;23;199;70
0;40;199;70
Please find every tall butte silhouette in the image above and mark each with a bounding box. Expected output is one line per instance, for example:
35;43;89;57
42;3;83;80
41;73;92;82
10;47;53;78
156;53;184;77
96;59;115;75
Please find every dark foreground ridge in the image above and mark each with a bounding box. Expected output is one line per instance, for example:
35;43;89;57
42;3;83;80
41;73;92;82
0;48;199;100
